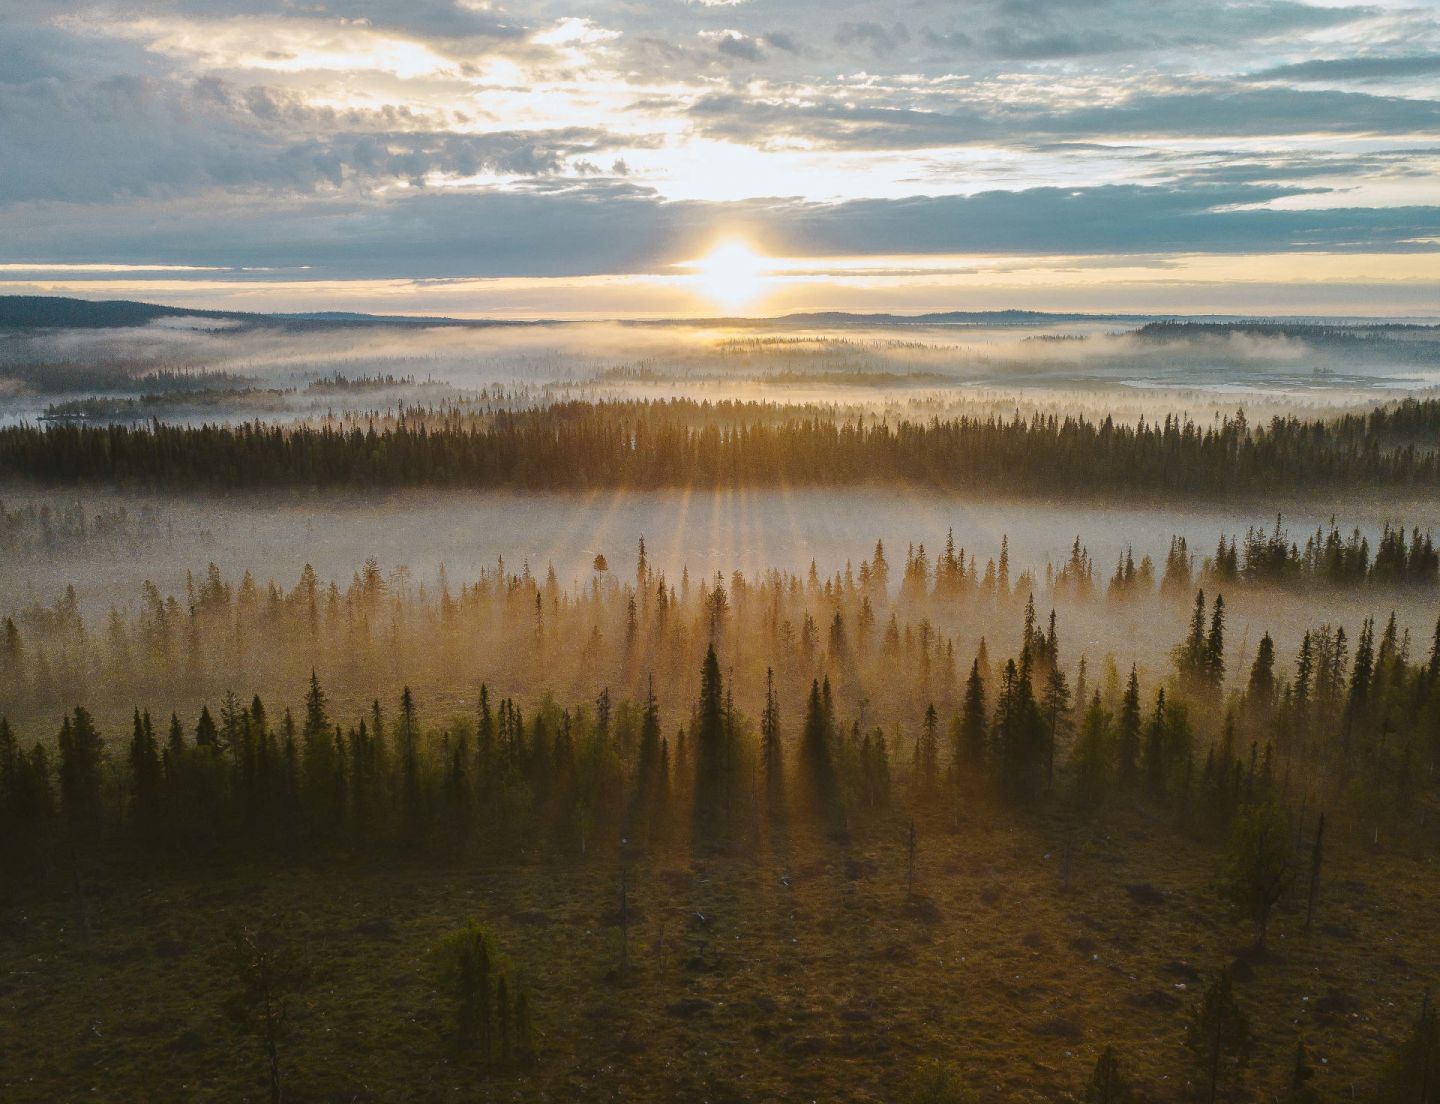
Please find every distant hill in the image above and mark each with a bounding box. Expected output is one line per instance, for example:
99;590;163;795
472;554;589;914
0;296;546;332
0;296;254;329
2;295;1431;334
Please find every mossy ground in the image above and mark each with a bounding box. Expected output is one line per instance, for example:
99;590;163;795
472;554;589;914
1;805;1433;1103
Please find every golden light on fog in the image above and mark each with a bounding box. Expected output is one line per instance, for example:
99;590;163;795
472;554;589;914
691;239;769;311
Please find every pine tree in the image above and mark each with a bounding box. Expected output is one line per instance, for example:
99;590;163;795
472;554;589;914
1206;593;1227;691
994;654;1045;800
1342;616;1375;761
915;703;940;796
799;678;838;822
127;708;162;840
195;705;218;751
760;668;784;825
1142;690;1168;800
1083;1046;1136;1104
1222;800;1294;949
439;920;494;1057
57;707;103;838
1180;589;1208;685
1187;967;1252;1104
1247;632;1275;717
952;659;987;777
692;646;731;851
1116;668;1141;787
398;685;422;838
1071;693;1113;808
1042;662;1072;791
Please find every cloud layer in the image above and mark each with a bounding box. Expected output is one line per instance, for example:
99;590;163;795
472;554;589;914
0;0;1436;307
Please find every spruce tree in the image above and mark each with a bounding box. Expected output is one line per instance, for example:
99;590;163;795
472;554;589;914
1083;1046;1136;1104
1187;967;1252;1104
953;660;987;776
692;646;730;851
1116;668;1141;787
1221;800;1294;949
760;668;784;825
799;678;838;822
127;709;162;841
57;707;103;838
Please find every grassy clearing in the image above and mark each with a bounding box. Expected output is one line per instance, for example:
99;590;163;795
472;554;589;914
0;804;1433;1102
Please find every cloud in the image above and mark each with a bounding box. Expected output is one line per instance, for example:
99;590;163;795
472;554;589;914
981;26;1137;59
687;82;1440;149
701;29;765;63
1255;55;1440;82
834;22;910;58
0;72;647;204
762;32;802;55
2;0;1437;293
107;0;527;45
0;181;1433;283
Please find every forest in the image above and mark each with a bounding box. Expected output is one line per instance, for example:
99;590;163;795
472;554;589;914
6;396;1440;494
3;312;1440;1102
8;0;1440;1091
2;518;1439;1102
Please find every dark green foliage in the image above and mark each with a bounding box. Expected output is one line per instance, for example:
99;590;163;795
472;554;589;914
798;678;839;823
1070;693;1113;808
12;397;1440;494
1221;801;1295;948
914;703;940;797
127;709;162;841
760;668;785;828
1084;1046;1136;1104
952;660;988;778
57;706;102;837
692;646;734;851
1187;968;1252;1104
1377;992;1438;1104
0;717;53;874
1117;669;1141;787
992;655;1046;801
437;920;495;1056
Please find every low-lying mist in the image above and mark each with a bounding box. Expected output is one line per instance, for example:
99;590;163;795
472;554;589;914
4;484;1436;740
5;316;1438;429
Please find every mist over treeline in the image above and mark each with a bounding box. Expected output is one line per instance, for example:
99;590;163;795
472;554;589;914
7;395;1440;495
5;529;1436;811
4;316;1438;427
4;527;1437;1026
7;310;1440;1104
5;528;1439;1100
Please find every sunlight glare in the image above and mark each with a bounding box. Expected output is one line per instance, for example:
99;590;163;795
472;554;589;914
692;240;769;311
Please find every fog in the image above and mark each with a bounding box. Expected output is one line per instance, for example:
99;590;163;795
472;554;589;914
7;484;1439;612
5;313;1440;735
4;482;1438;735
5;316;1439;428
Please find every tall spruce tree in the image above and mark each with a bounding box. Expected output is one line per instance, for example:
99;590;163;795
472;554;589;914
692;646;731;851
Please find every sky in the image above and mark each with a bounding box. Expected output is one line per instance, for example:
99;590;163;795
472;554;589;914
0;0;1437;317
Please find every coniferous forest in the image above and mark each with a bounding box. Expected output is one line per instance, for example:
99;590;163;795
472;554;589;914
6;396;1440;493
4;356;1440;1103
6;0;1440;1091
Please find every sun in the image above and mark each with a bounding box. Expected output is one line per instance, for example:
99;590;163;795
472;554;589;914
691;239;769;310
